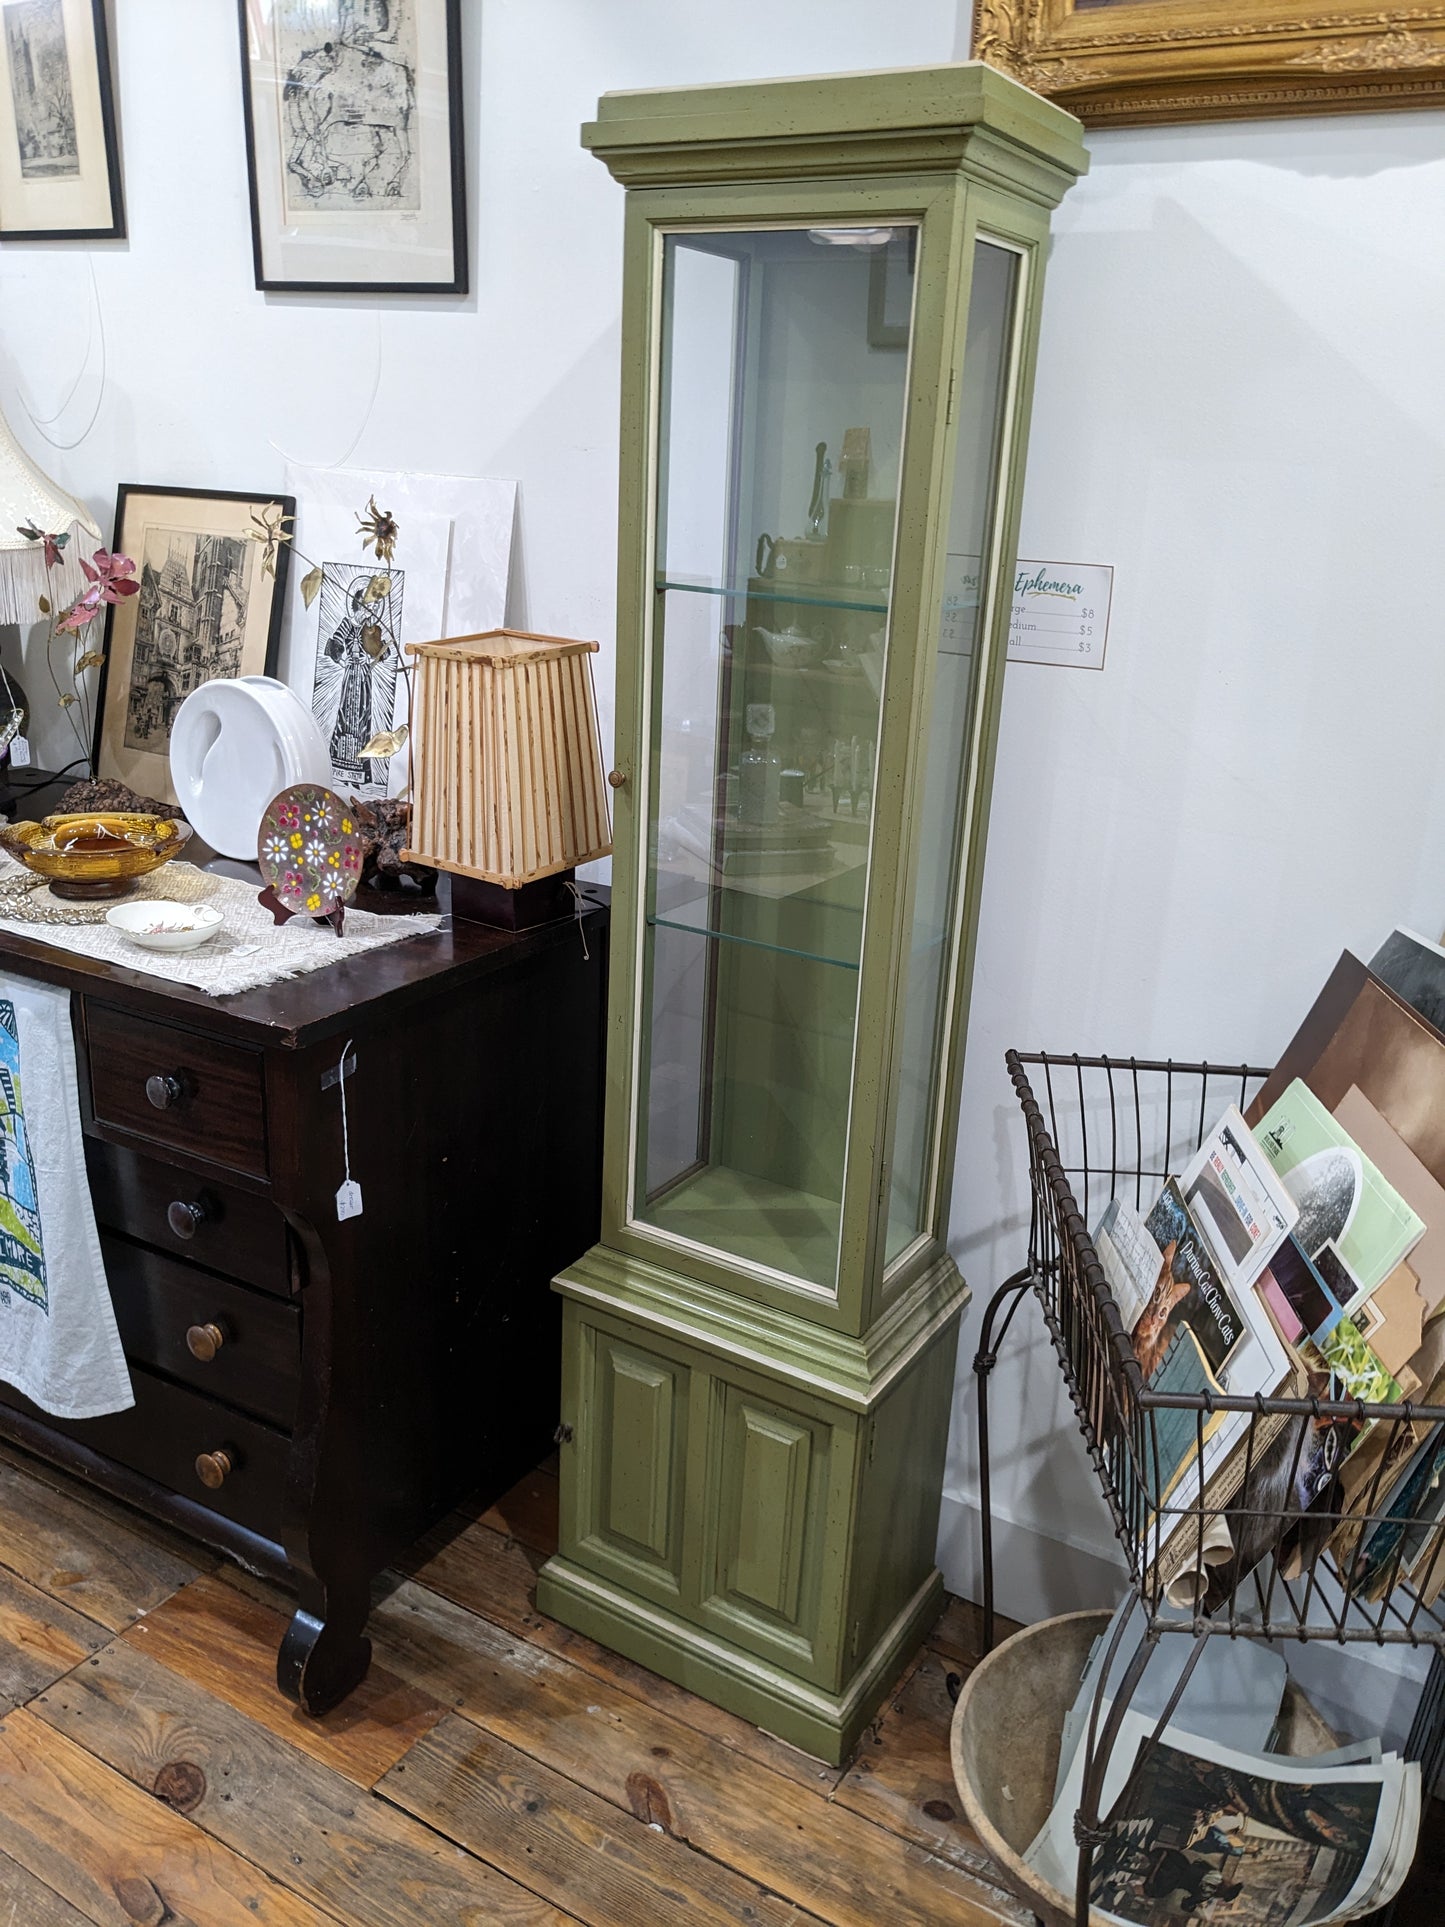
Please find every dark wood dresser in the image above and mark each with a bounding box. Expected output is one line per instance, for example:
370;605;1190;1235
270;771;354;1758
0;882;608;1712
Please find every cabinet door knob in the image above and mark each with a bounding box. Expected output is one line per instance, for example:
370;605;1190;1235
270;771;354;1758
194;1449;233;1489
146;1072;185;1111
607;768;627;789
185;1322;226;1363
167;1198;208;1240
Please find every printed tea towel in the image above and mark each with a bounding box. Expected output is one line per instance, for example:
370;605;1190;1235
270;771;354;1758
0;978;131;1417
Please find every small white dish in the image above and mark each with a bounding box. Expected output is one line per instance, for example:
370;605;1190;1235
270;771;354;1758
106;899;224;952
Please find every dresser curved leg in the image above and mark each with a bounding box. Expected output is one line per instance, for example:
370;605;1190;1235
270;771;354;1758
277;1604;373;1715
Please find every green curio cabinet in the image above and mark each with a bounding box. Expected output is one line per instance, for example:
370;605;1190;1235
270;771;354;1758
536;64;1087;1762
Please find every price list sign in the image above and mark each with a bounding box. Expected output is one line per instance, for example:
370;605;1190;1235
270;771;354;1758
941;554;1113;670
1009;559;1113;669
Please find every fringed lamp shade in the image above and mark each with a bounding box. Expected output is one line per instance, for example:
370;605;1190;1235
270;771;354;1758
403;629;612;893
0;403;102;626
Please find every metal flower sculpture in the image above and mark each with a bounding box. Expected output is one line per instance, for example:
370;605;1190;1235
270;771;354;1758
355;495;399;564
15;525;138;770
246;504;295;578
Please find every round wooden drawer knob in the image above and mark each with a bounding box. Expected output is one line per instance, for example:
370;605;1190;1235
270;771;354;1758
185;1323;225;1363
607;768;627;789
167;1198;208;1240
146;1072;184;1110
194;1449;233;1490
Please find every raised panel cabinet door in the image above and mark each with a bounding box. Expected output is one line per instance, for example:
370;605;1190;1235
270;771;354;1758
700;1381;838;1679
727;1404;812;1622
576;1326;690;1603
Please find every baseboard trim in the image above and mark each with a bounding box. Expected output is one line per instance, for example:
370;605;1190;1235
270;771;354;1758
937;1488;1127;1627
536;1555;944;1766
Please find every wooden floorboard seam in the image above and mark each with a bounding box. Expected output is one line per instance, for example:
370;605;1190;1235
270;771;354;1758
373;1610;1024;1927
0;1445;1023;1927
0;1705;345;1927
383;1545;1020;1919
29;1639;578;1927
371;1726;836;1927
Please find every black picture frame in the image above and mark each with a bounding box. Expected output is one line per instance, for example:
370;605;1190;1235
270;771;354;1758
236;0;467;296
92;483;295;801
0;0;125;242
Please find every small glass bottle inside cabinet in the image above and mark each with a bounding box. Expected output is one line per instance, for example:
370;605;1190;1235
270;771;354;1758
828;736;873;818
737;704;782;825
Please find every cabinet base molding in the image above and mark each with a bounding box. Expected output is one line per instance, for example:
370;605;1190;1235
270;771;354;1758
555;1241;967;1408
535;1554;944;1766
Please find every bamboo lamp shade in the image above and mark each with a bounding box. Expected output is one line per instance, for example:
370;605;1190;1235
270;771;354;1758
402;629;613;889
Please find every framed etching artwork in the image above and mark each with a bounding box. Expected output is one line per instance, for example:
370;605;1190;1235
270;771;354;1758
93;486;295;803
237;0;467;293
973;2;1445;127
0;0;123;239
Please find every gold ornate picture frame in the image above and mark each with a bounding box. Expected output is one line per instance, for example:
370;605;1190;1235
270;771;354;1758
974;2;1445;126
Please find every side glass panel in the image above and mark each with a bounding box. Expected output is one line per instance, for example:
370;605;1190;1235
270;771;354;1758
636;224;917;1292
886;239;1021;1267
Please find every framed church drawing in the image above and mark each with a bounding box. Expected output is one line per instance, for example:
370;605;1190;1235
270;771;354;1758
236;0;467;293
0;0;124;239
93;485;295;801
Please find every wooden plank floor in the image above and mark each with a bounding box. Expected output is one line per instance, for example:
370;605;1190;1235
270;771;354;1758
0;1442;1437;1926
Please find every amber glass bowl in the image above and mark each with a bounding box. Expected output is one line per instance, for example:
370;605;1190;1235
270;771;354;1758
0;813;192;900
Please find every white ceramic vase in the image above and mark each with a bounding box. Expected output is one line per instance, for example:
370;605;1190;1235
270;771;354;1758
169;676;331;861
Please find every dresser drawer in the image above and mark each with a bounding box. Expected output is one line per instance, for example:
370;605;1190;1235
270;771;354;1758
86;1140;292;1296
1;1367;290;1542
85;1004;268;1179
103;1236;300;1430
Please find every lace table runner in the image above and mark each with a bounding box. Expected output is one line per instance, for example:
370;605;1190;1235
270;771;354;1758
0;859;442;998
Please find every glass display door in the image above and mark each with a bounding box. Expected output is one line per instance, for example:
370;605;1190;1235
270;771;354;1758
635;223;918;1293
886;238;1022;1269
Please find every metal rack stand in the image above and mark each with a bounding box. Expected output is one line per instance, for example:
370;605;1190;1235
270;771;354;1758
975;1051;1445;1927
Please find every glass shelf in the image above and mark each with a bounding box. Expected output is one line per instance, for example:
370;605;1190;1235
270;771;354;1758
648;910;860;971
645;1162;841;1291
656;575;889;617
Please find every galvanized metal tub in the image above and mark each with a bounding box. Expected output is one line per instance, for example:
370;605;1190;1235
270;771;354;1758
948;1610;1337;1927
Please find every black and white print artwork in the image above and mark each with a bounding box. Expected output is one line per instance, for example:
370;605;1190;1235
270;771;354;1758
125;528;256;755
311;563;403;797
279;0;419;214
4;0;77;179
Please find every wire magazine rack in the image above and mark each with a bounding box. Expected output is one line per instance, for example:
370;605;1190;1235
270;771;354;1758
974;1051;1445;1927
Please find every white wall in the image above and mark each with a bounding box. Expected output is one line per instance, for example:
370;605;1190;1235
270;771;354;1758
4;0;1443;1744
0;0;956;768
940;106;1445;1749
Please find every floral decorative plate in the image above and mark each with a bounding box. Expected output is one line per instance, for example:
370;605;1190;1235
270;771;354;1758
257;784;362;918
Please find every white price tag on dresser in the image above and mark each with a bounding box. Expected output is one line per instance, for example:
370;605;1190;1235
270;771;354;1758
332;1037;362;1218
